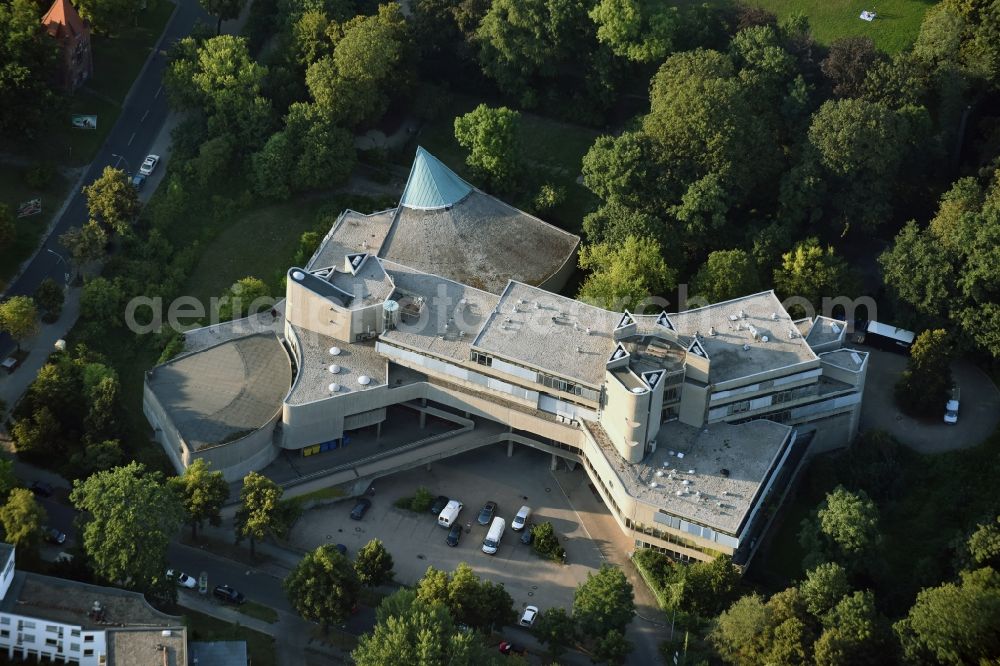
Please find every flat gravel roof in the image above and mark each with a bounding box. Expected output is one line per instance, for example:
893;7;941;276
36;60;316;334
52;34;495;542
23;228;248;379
147;333;291;450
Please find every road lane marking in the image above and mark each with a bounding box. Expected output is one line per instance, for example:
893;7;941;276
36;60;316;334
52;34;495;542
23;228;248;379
128;132;136;146
141;109;149;122
154;86;162;99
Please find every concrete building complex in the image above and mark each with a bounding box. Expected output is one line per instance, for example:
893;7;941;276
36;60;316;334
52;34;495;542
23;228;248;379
144;148;868;567
0;544;186;665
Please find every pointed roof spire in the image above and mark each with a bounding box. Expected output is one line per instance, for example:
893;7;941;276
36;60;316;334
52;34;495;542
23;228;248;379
42;0;88;39
399;146;473;211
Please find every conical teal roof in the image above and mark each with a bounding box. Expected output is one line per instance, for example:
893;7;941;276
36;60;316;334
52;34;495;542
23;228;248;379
399;146;473;210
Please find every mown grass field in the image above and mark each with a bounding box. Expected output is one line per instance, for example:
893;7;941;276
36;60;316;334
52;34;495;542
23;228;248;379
397;92;600;234
0;165;71;291
747;0;935;53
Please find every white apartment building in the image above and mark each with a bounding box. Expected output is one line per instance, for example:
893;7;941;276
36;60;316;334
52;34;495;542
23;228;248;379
0;544;186;665
144;148;867;566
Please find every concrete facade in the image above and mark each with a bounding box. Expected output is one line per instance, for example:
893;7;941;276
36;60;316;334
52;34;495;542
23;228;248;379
143;150;868;567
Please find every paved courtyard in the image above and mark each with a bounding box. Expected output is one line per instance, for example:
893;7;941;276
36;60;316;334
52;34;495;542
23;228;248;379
288;444;606;614
859;346;1000;453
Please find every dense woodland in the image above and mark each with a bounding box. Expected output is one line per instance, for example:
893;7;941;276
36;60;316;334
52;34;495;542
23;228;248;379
1;0;1000;663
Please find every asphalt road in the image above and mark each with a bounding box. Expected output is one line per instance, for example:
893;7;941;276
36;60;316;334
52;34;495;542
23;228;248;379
0;0;209;358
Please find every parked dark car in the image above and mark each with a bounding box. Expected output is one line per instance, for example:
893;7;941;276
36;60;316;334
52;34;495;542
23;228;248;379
213;585;245;604
519;524;534;546
430;495;450;515
42;526;66;545
335;544;348;556
477;500;497;526
446;523;462;547
350;497;372;520
131;173;146;190
29;481;54;498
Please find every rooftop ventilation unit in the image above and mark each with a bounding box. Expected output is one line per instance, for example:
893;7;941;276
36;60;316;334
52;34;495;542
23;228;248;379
720;468;730;477
832;322;842;335
675;490;684;496
743;344;751;351
291;270;305;281
676;452;684;459
709;327;717;336
585;327;592;335
740;310;747;319
649;482;657;489
789;329;798;339
357;375;371;386
328;364;341;374
761;335;769;343
688;469;695;474
329;346;342;356
328;383;340;392
771;312;778;320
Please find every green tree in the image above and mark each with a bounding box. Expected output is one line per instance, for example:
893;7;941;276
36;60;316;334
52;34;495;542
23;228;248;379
582;202;664;247
800;562;850;618
773;237;853;318
799;486;881;572
573;564;635;637
0;459;17;502
217;276;272;322
69;462;184;591
692;249;761;304
74;0;136;34
0;295;38;351
0;488;46;554
80;277;124;324
709;593;770;665
293;9;331;66
475;0;596;105
235;471;283;557
594;628;632;665
967;517;1000;569
877;221;954;319
34;278;64;318
535;606;576;659
285;543;361;627
0;204;14;250
200;0;246;34
895;567;1000;666
305;5;411;127
354;538;394;587
83;373;119;438
82;167;140;235
454;104;522;193
11;406;60;457
895;328;954;416
60;220;109;269
821;37;885;99
0;0;56;139
582;131;664;211
531;521;566;561
67;439;123;478
677;555;741;617
355;590;499;665
589;0;677;63
166;35;272;150
168;459;230;539
578;235;676;310
814;591;890;666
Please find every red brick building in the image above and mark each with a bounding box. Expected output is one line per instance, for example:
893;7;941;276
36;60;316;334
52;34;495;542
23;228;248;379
41;0;93;91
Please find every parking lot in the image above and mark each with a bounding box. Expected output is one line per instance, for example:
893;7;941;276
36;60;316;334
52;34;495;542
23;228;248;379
288;444;607;614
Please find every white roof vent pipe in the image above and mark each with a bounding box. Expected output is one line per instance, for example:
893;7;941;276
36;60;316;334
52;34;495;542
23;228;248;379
328;383;340;392
328;364;341;374
329;346;342;356
358;375;372;386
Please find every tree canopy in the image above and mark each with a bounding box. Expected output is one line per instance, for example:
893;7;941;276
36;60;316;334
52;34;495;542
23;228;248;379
285;543;361;627
82;167;140;235
454;104;522;193
354;538;394;587
168;458;230;539
69;462;184;593
573;564;635;637
235;471;283;556
0;296;38;351
578;235;675;310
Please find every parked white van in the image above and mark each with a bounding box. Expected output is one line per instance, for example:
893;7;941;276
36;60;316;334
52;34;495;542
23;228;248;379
482;517;505;555
438;500;464;528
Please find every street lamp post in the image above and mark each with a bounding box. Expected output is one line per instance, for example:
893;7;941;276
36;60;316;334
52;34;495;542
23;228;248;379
111;152;131;176
46;248;71;286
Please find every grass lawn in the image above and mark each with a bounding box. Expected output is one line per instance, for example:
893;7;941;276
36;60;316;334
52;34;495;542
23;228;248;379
399;91;600;234
746;0;935;54
184;610;277;666
0;165;72;291
7;0;174;166
238;600;280;624
183;196;334;307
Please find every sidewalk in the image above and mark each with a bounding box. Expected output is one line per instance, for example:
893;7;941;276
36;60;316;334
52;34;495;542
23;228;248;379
178;591;349;666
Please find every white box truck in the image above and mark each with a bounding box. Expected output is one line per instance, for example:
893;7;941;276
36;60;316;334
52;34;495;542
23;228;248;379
482;517;505;555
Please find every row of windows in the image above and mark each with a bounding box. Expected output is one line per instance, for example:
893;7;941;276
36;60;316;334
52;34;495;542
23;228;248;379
628;520;725;558
726;385;816;416
471;351;601;402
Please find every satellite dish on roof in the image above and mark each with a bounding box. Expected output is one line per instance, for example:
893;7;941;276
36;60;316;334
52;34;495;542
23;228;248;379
358;375;371;386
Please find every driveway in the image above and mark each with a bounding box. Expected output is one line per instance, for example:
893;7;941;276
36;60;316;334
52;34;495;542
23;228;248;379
288;444;606;615
858;346;1000;453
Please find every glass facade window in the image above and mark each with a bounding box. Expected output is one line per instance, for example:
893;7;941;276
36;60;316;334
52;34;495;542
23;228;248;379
471;351;492;367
